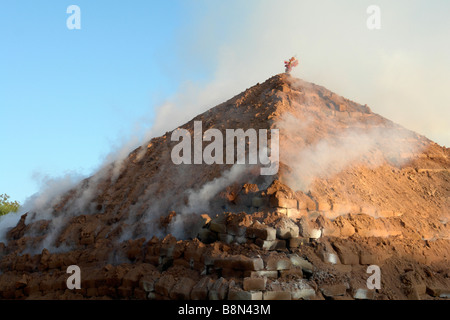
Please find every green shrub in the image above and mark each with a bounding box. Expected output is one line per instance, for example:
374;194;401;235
0;194;20;216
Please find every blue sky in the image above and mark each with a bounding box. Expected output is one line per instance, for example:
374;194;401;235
0;1;209;202
1;1;449;204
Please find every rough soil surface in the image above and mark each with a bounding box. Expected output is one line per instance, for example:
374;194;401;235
0;74;448;300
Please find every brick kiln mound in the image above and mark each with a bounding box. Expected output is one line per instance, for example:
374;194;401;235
0;74;449;300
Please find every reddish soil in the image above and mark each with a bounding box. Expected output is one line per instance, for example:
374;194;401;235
0;74;448;300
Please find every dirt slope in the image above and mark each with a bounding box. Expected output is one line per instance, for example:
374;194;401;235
0;74;448;300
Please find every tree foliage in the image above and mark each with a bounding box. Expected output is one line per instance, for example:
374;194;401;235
0;194;20;216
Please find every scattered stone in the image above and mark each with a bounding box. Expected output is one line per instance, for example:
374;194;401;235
320;284;347;297
293;191;313;208
160;235;177;257
333;243;359;265
334;264;352;273
214;255;264;271
243;277;266;291
288;255;314;274
255;239;286;250
122;263;155;288
210;215;227;234
228;288;263;300
298;217;321;239
309;229;322;240
170;277;196;300
333;216;356;238
289;280;316;300
320;219;341;239
209;222;227;234
269;191;297;209
197;229;217;243
352;288;375;300
208;277;229;300
218;233;234;244
319;251;340;265
191;214;212;238
140;275;157;292
359;253;379;265
191;277;213;300
263;291;291;300
288;237;309;248
246;222;276;241
226;212;252;237
426;286;450;298
221;267;243;278
307;211;321;220
286;209;303;219
155;274;176;297
202;250;222;266
279;268;303;278
265;254;292;271
274;217;300;239
274;208;287;215
183;239;206;262
244;271;278;279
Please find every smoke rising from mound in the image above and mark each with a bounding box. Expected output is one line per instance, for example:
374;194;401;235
0;173;82;243
0;159;120;249
0;213;21;244
277;112;425;192
169;164;251;238
182;164;249;214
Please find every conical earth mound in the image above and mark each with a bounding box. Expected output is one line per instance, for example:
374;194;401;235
1;74;448;300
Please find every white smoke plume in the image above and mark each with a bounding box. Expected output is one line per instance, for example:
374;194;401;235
169;163;250;239
22;173;83;219
183;163;249;214
277;112;425;192
0;213;22;244
0;173;82;244
0;159;120;250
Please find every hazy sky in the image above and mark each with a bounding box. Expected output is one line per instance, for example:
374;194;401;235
1;0;449;203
